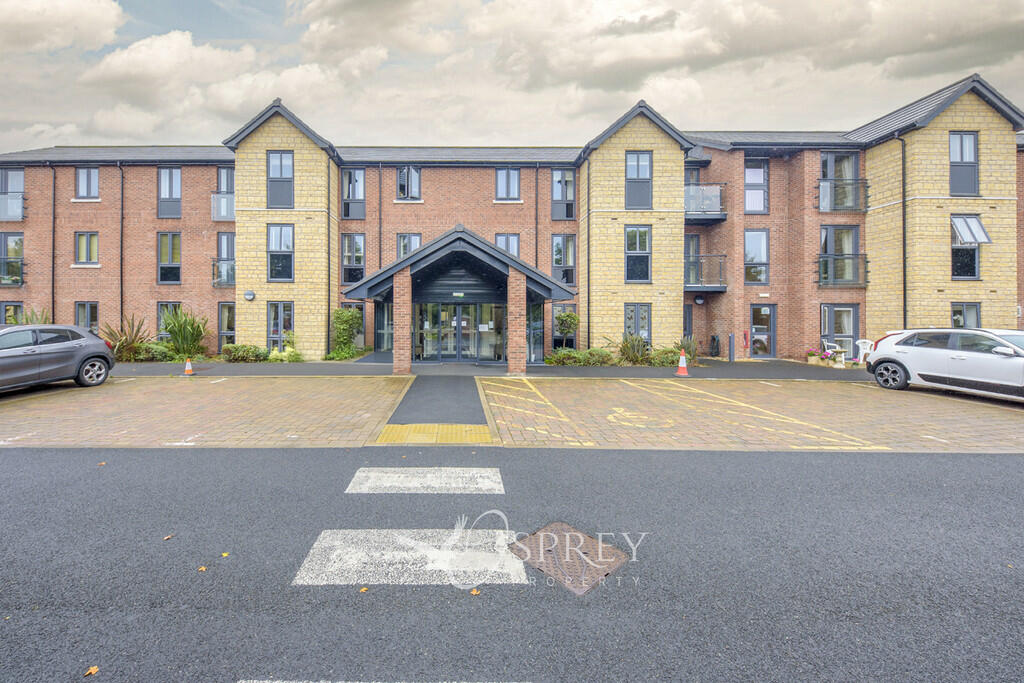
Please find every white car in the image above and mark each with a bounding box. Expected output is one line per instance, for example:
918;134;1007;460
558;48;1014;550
865;328;1024;402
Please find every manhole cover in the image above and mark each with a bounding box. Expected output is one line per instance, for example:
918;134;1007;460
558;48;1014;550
509;522;628;595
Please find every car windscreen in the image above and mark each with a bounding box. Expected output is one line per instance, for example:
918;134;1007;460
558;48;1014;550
996;334;1024;351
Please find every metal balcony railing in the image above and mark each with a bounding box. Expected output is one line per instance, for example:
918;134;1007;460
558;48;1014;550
0;257;23;286
0;192;24;221
684;183;725;215
817;179;868;212
684;254;727;288
212;258;235;287
211;192;234;221
817;253;868;287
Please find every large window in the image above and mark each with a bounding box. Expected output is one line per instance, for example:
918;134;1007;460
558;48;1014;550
495;168;520;200
268;224;294;281
157;232;181;284
951;215;990;279
267;301;293;351
397;166;421;200
342;233;365;283
744;230;769;284
625;151;652;210
949;132;978;196
76;168;99;199
495;233;519;257
552;234;575;284
951;302;981;328
744;159;768;213
820;152;859;210
624;225;651;283
215;232;234;287
218;302;235;350
157;302;180;341
213;167;234;221
553;303;576;349
1;231;24;285
820;304;857;358
75;301;98;334
624;303;651;342
267;151;294;208
75;232;98;264
157;167;181;218
1;301;22;324
552;169;575;219
397;233;421;258
0;168;24;221
343;169;365;219
819;225;859;284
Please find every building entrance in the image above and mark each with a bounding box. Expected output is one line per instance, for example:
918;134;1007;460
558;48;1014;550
414;303;506;362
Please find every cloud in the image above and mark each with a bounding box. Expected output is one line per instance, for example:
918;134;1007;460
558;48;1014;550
89;104;162;138
0;0;124;54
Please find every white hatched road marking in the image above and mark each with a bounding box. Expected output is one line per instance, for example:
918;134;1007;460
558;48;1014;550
292;529;527;586
210;378;228;384
345;467;504;494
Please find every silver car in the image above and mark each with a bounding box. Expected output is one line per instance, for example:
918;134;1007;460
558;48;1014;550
0;324;115;391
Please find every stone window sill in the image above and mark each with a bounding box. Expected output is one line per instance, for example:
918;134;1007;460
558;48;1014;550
71;263;101;269
71;198;101;203
393;199;424;204
494;199;524;204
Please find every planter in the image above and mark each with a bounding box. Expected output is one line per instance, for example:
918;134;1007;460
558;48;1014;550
806;356;823;366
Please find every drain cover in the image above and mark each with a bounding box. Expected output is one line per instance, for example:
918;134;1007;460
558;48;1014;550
509;522;628;595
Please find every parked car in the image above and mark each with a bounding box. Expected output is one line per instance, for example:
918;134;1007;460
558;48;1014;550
865;328;1024;402
0;324;115;392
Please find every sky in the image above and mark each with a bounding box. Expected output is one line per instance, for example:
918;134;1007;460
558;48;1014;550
0;0;1022;152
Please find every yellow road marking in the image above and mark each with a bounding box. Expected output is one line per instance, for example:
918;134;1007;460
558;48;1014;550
488;402;571;421
483;391;552;406
480;380;534;392
375;423;494;444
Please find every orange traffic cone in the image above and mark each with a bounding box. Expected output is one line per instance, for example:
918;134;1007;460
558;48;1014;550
184;358;193;376
675;350;689;377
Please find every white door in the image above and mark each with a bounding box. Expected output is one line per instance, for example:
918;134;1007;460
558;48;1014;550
895;331;953;383
948;333;1024;396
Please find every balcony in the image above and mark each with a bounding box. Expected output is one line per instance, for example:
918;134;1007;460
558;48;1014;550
211;192;234;221
817;253;868;287
0;257;23;286
684;254;727;292
817;179;868;212
684;183;726;224
0;192;24;221
212;258;235;287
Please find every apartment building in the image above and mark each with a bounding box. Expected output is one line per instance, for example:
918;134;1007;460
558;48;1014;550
0;73;1020;374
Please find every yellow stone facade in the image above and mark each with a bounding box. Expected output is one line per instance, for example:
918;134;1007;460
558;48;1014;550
233;113;339;359
577;114;687;349
865;91;1019;338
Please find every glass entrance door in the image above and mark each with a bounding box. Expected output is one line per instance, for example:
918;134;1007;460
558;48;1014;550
429;303;503;361
750;304;776;357
459;304;478;360
439;304;459;360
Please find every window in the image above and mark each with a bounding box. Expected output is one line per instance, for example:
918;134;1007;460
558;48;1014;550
552;169;575;219
267;151;294;208
952;302;981;328
397;233;421;258
37;329;72;345
820;152;859;210
819;225;859;284
625;151;652;210
218;302;235;351
624;225;651;282
343;169;365;219
552;234;575;284
951;215;990;279
553;303;576;349
157;167;181;218
213;167;234;221
954;332;1000;354
685;167;701;185
820;304;857;358
397;166;421;200
898;332;951;348
215;232;234;286
75;232;98;264
75;301;98;333
76;168;99;199
495;233;519;257
949;132;978;196
218;167;234;194
0;168;24;221
744;230;769;284
157;232;181;284
624;303;651;342
2;301;22;324
268;224;294;281
496;167;520;200
0;231;23;285
156;302;180;341
744;159;768;213
0;329;33;349
267;301;293;351
342;233;365;283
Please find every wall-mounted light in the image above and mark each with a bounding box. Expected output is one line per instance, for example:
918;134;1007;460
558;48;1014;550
244;290;256;301
694;295;705;305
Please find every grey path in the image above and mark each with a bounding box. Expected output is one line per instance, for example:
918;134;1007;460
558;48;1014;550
2;445;1023;681
388;376;488;424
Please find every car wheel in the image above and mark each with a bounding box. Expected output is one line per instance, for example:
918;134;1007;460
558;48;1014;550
873;361;908;390
75;358;109;387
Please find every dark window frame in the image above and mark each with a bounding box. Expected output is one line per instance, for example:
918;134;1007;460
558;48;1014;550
215;232;235;287
624;302;652;341
74;231;99;264
397;232;421;258
342;168;366;219
157;167;182;218
624;151;653;210
267;150;294;209
267;223;295;282
951;302;981;328
495;233;520;257
1;300;23;324
624;225;652;283
156;301;181;341
951;219;981;280
551;168;575;220
267;300;294;351
495;167;521;200
342;233;365;284
553;303;577;349
0;231;23;285
552;234;575;285
157;232;181;284
218;301;235;351
217;166;234;194
949;131;979;196
75;167;99;199
396;166;421;200
75;300;99;333
819;303;859;357
744;229;769;285
744;158;769;214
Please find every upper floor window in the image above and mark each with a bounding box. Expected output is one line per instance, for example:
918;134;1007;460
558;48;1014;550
75;231;98;264
0;168;24;221
949;132;978;196
214;232;235;287
495;233;519;257
552;234;575;285
397;166;421;200
744;159;768;213
744;230;769;284
820;152;862;211
267;151;294;208
218;167;234;193
624;225;651;282
76;168;99;199
552;168;575;219
496;168;520;200
0;231;23;285
157;232;181;284
342;233;365;283
951;214;990;280
625;151;652;210
397;233;421;258
267;224;294;281
343;169;365;219
157;167;181;218
685;167;701;184
213;167;234;221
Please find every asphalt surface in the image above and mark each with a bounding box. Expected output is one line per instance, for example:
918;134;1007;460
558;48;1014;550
3;445;1023;681
388;376;488;424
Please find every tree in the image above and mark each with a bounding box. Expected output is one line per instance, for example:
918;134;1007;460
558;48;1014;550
554;310;579;348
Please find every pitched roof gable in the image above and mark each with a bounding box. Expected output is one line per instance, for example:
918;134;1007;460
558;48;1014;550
576;100;694;163
222;98;339;160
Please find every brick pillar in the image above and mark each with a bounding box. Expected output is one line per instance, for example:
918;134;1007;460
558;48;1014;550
507;269;527;375
393;267;412;375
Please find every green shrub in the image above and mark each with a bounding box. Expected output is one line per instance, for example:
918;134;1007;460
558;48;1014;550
100;314;153;362
133;342;174;362
544;347;615;366
650;347;682;367
673;335;698;365
325;345;360;361
332;308;363;348
607;333;650;365
8;307;51;324
221;344;270;363
159;307;209;357
554;310;580;348
268;346;303;363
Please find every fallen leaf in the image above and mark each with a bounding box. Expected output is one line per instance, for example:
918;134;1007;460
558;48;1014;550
97;462;106;467
162;534;174;541
84;666;99;677
1009;564;1015;569
470;588;481;595
221;552;229;558
359;587;368;593
197;566;207;572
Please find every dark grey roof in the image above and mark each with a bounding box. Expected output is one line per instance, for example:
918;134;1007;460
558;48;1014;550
845;73;1024;145
0;145;233;165
223;98;339;160
682;131;857;150
334;146;580;165
577;100;693;163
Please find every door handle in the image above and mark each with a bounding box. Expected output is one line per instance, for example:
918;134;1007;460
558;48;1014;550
20;348;37;354
951;355;967;360
73;343;85;348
